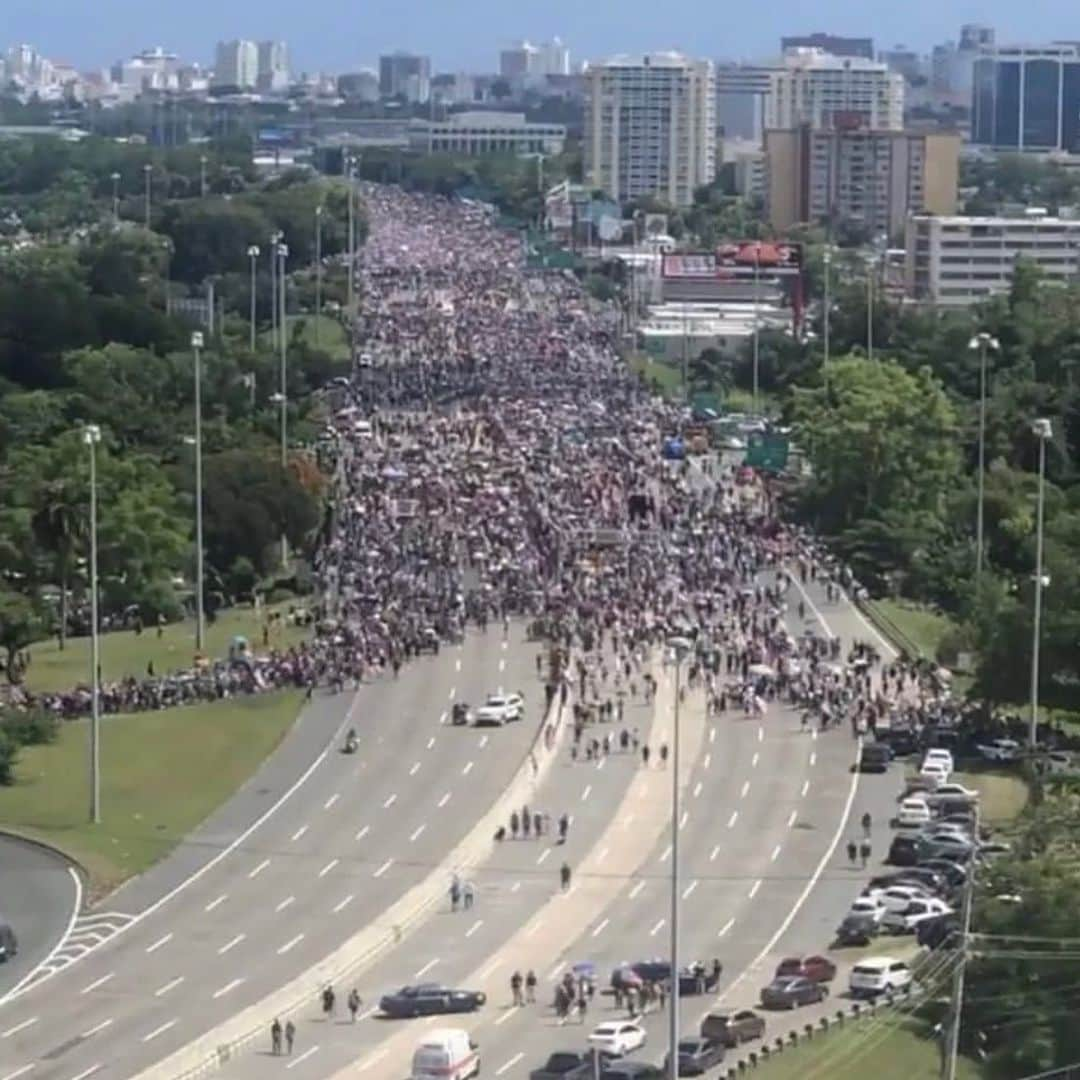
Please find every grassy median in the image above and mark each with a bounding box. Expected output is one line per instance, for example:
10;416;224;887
0;690;303;897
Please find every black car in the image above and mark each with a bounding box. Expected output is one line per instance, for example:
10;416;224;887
919;859;969;888
664;1037;727;1076
918;914;960;950
888;834;920;867
611;960;721;996
760;976;828;1009
600;1065;663;1080
835;913;879;947
530;1052;596;1080
860;743;892;773
879;728;917;756
378;983;486;1018
890;867;950;896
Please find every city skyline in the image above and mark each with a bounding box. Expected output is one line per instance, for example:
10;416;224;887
3;0;1077;73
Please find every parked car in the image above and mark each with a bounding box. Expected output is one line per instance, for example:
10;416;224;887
411;1028;480;1080
599;1064;663;1080
835;913;880;947
896;797;932;829
473;692;524;726
849;957;913;999
760;975;828;1010
611;960;720;996
977;738;1021;763
882;898;953;934
860;743;892;773
865;886;933;914
926;783;979;805
887;867;950;896
588;1021;647;1057
917;834;975;862
380;984;487;1018
923;748;955;772
699;1009;765;1048
919;859;969;888
774;955;837;983
919;760;951;788
888;834;921;867
918;914;960;949
530;1052;594;1080
663;1038;727;1076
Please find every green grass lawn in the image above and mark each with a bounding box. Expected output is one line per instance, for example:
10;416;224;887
263;313;350;361
630;352;684;398
0;690;302;895
870;599;956;662
954;770;1030;825
749;1017;982;1080
24;604;309;694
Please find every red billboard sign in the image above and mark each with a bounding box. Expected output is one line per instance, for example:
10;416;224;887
662;243;803;280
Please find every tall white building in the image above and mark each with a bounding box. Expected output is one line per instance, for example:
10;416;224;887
256;41;289;92
500;38;571;79
766;48;904;131
213;40;258;89
4;44;54;89
111;47;180;93
584;52;717;207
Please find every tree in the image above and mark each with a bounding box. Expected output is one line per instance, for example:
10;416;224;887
0;588;42;683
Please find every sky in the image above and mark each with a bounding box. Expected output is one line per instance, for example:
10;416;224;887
5;0;1080;73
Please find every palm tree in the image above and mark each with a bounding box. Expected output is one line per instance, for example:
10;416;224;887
30;476;84;651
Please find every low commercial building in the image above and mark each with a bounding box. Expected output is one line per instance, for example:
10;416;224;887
415;111;565;156
639;301;790;361
906;210;1080;306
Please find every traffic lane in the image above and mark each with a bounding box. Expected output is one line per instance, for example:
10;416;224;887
213;681;663;1077
0;836;79;996
0;632;542;1075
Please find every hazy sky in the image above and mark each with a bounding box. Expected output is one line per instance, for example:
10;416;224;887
5;0;1079;72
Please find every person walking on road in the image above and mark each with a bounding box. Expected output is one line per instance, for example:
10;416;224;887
525;969;537;1003
347;988;361;1022
463;881;474;909
271;1018;282;1055
642;744;651;767
859;839;871;868
847;840;858;866
659;743;669;767
321;985;335;1018
576;992;588;1024
450;875;461;911
861;812;872;839
510;970;524;1006
284;1019;295;1055
560;862;572;891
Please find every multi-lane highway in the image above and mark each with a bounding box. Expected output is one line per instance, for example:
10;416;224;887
0;625;545;1080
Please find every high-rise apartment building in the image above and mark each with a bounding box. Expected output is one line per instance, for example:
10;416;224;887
379;52;431;103
781;33;874;60
766;125;960;238
584;52;716;207
766;49;905;131
972;42;1080;152
213;39;258;89
500;39;571;80
256;41;289;92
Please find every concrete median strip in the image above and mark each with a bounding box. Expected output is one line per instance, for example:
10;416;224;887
334;662;707;1080
134;683;572;1080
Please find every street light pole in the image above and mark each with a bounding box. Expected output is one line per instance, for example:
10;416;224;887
752;246;761;416
199;154;207;198
346;159;356;318
668;636;691;1080
315;204;324;346
247;245;260;352
278;242;290;569
110;171;121;224
822;247;832;369
1030;418;1052;749
191;332;205;653
143;163;152;229
269;231;282;352
866;254;876;361
83;423;102;825
969;333;1000;587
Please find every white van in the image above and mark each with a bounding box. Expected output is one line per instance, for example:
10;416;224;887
411;1028;480;1080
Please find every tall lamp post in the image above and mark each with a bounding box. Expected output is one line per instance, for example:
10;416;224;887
199;154;208;198
752;244;761;416
110;171;121;224
143;163;152;229
968;333;1000;587
277;241;290;568
1030;418;1052;749
865;252;877;361
346;158;356;318
247;245;260;352
83;423;102;825
269;231;283;353
667;635;692;1080
314;204;324;346
822;247;832;369
191;331;205;653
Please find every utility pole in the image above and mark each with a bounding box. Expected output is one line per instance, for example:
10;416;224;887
944;801;979;1080
83;424;102;825
247;245;260;352
667;637;691;1080
969;333;1000;587
1030;418;1052;749
143;163;152;229
191;331;205;653
315;204;324;346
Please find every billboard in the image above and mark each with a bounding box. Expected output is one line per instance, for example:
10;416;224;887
663;242;804;280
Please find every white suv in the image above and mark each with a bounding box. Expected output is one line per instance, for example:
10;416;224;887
473;692;524;726
849;957;913;998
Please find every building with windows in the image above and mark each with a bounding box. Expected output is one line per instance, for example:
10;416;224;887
499;38;571;80
766;125;960;238
781;33;874;60
906;210;1080;306
256;41;289;92
931;24;994;103
584;52;716;207
766;49;905;131
213;40;258;89
413;111;566;156
715;64;770;142
972;42;1080;152
379;52;431;103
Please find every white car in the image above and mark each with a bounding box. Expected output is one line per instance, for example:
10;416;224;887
588;1020;646;1057
849;957;913;998
977;738;1021;763
896;797;931;829
927;783;979;805
870;885;934;914
919;760;950;788
847;896;887;923
472;692;524;727
923;748;955;772
881;898;953;934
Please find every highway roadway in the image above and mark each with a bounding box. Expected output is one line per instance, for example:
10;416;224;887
0;624;544;1080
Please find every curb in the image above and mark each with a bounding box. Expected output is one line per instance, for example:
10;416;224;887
0;827;86;892
718;984;920;1076
134;673;573;1080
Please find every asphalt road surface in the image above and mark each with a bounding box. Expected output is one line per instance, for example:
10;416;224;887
0;624;543;1080
0;836;80;998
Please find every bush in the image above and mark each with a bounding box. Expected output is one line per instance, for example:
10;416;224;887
0;705;59;747
0;730;19;785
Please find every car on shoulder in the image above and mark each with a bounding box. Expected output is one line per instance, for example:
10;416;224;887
926;783;979;805
529;1051;595;1080
847;895;888;923
774;955;837;983
588;1020;647;1057
599;1063;663;1080
663;1037;727;1076
881;897;953;934
700;1009;766;1047
835;913;880;946
610;960;720;996
868;885;935;914
760;975;828;1009
888;834;920;866
895;797;931;829
918;914;960;949
379;983;486;1018
860;743;892;773
473;692;524;726
917;833;975;863
977;738;1021;763
848;957;913;999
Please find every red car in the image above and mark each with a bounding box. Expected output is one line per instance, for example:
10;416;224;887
774;955;837;984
